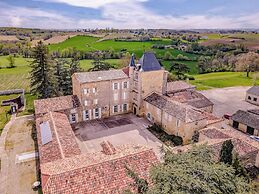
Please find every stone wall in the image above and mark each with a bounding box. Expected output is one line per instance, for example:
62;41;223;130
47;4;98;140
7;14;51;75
144;101;208;144
246;93;259;106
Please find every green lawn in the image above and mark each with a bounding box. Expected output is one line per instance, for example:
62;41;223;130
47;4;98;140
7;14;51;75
190;72;259;90
0;94;17;133
48;35;172;57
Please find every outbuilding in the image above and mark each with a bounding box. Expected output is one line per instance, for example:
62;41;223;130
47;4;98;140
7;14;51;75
246;86;259;106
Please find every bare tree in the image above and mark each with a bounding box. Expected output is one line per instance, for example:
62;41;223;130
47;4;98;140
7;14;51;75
235;52;259;77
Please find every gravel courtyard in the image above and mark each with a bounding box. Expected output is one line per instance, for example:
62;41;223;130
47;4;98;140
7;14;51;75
201;86;258;117
73;113;163;159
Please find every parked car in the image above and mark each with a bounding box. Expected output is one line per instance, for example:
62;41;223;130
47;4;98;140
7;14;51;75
223;114;231;120
250;135;259;142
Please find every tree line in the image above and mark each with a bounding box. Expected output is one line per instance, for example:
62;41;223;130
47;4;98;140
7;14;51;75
124;141;256;194
198;51;259;76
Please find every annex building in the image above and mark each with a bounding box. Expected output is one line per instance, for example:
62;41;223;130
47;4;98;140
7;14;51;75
35;52;218;193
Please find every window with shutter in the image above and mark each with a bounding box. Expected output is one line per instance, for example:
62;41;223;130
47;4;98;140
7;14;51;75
113;83;118;90
113;105;118;113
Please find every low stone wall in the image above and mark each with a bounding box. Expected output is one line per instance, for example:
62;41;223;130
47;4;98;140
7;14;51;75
0;89;24;96
0;89;25;109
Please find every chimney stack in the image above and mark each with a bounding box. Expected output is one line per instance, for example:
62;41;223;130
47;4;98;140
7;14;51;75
100;141;116;155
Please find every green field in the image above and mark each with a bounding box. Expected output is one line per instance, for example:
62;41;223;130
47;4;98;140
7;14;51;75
0;56;32;91
48;35;172;57
48;35;200;74
0;94;16;133
191;72;259;90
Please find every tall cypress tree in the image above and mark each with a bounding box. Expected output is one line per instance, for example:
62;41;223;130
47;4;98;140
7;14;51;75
30;41;56;99
70;52;81;75
54;58;72;95
220;139;234;165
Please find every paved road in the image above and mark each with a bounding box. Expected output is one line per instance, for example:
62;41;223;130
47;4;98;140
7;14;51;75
201;86;258;117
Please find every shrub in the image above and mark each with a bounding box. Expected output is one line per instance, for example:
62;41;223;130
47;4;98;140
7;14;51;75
171;136;183;146
148;124;183;146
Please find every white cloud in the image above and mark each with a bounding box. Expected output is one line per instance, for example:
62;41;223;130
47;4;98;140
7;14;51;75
36;0;148;9
0;1;258;29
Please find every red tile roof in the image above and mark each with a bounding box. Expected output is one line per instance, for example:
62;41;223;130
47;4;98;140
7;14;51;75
166;81;195;94
36;112;81;164
41;145;158;194
36;111;159;194
172;127;259;165
34;95;80;115
199;127;259;164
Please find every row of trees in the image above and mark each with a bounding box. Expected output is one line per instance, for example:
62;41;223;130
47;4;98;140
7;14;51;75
51;47;124;60
0;41;32;57
163;51;192;61
125;142;254;194
186;42;247;56
198;52;259;76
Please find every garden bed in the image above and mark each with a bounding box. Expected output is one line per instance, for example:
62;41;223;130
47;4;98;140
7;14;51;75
147;124;183;147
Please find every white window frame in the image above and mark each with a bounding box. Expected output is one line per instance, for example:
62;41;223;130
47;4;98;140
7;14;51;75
93;87;97;93
113;105;119;113
123;103;128;112
83;110;89;121
83;88;90;95
70;113;77;123
147;113;152;121
113;82;119;90
123;81;128;89
94;108;100;119
84;100;88;106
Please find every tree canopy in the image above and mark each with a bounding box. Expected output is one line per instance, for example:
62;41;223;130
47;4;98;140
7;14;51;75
235;52;259;77
89;58;114;71
170;62;189;79
127;145;253;194
30;41;56;99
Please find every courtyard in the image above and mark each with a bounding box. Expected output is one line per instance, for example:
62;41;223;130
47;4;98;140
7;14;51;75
73;113;164;158
201;86;259;117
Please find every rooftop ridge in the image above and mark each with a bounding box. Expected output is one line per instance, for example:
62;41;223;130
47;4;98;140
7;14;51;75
49;111;65;159
41;144;152;176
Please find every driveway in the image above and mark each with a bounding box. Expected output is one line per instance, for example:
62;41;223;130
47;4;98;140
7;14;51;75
0;115;38;194
74;114;164;159
201;86;258;117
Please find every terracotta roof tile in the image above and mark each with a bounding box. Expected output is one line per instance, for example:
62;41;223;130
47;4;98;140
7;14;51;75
167;81;195;93
168;90;213;109
41;145;159;194
144;93;207;123
74;69;128;83
34;95;80;115
36;112;81;164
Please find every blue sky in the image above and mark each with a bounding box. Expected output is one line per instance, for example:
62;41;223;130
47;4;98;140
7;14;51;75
0;0;258;29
